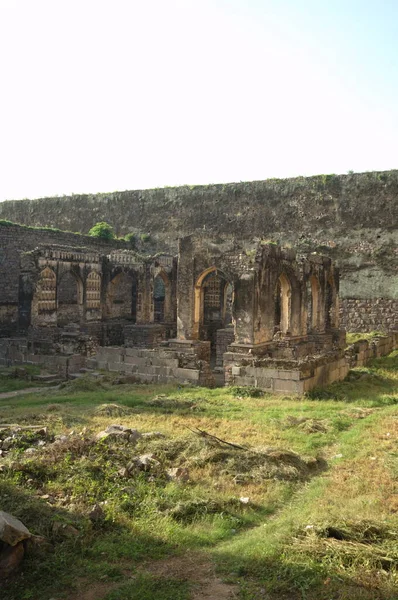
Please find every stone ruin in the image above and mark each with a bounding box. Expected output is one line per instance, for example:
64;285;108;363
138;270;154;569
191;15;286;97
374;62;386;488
0;230;397;394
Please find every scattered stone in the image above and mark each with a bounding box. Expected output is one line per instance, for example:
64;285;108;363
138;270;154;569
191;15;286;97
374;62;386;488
233;474;251;485
166;467;190;482
51;522;79;538
24;447;37;455
239;497;250;504
141;432;166;440
1;438;13;450
128;453;159;472
9;461;24;472
25;535;53;554
118;467;130;478
96;424;141;444
0;541;24;579
0;512;31;546
88;504;105;523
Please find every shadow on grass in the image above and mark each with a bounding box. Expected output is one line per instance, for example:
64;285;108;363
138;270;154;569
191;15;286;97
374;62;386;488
305;356;397;407
0;480;180;600
214;545;398;600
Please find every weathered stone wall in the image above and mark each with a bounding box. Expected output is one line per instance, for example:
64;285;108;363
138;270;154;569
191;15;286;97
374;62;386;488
340;298;398;332
124;324;174;348
2;171;397;242
1;170;397;333
0;223;127;334
91;340;214;386
224;332;398;394
216;328;236;367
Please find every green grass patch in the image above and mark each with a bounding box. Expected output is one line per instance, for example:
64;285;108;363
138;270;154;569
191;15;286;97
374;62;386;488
104;574;190;600
0;352;397;599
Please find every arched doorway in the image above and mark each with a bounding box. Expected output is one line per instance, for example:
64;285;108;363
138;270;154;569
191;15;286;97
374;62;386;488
193;267;232;347
106;272;137;321
57;271;83;325
31;267;57;326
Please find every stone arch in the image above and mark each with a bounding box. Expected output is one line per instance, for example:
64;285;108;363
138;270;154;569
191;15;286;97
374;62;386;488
57;271;83;325
86;271;101;310
274;273;291;335
193;267;230;341
153;271;171;323
36;267;57;313
30;266;57;326
106;271;137;320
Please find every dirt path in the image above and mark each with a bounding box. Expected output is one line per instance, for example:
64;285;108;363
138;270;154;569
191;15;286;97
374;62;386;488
66;553;238;600
142;553;238;600
0;387;43;400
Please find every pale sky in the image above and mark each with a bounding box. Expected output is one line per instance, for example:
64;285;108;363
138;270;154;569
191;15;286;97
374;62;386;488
0;0;397;201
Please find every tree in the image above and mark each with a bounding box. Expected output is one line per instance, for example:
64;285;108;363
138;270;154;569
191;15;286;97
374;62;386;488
88;222;115;240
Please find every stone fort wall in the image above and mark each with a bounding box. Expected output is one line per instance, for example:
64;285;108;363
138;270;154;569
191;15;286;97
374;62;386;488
1;170;397;332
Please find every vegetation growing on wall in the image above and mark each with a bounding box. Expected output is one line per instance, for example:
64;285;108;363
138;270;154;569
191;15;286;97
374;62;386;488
88;221;115;240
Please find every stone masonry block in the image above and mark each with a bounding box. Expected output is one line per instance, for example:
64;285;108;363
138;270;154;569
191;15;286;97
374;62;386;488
273;379;305;394
124;356;148;366
136;373;158;383
108;362;123;372
125;348;140;357
175;368;200;382
276;370;301;381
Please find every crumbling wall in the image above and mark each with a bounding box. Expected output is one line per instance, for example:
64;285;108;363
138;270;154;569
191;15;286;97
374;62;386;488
224;332;398;394
1;170;397;333
0;223;127;335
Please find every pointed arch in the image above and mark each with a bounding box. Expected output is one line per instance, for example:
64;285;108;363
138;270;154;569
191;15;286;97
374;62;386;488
57;270;83;325
193;267;231;340
86;271;101;310
106;271;137;320
36;267;57;313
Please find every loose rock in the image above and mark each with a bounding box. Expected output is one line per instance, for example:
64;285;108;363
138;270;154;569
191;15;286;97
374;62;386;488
128;453;159;472
167;467;190;482
0;512;31;546
0;541;24;579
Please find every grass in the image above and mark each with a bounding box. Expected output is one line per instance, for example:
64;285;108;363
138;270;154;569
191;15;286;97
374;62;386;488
0;365;43;393
0;351;397;599
346;331;385;345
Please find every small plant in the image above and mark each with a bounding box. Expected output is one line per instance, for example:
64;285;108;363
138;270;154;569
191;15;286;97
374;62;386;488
124;232;137;248
140;233;151;243
230;386;264;398
88;221;115;240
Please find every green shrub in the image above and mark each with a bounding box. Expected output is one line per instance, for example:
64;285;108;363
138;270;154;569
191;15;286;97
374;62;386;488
124;232;136;247
88;222;115;239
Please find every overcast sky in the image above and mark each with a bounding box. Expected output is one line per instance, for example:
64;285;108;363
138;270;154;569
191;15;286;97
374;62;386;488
0;0;397;201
